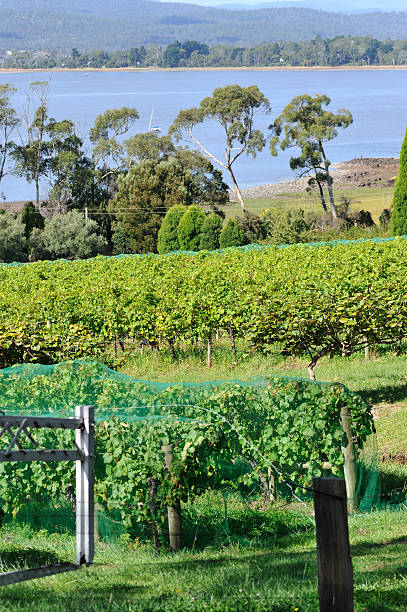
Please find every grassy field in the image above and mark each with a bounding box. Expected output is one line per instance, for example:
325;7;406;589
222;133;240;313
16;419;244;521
0;507;406;611
121;342;407;404
225;185;394;223
1;348;406;610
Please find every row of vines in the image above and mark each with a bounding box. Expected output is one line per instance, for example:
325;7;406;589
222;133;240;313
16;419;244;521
0;363;373;538
1;238;406;376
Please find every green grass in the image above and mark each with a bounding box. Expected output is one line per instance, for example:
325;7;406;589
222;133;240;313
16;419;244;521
375;407;407;456
0;507;406;611
225;185;395;223
122;342;407;405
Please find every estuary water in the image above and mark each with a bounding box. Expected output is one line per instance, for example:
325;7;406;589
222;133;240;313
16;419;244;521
0;68;405;201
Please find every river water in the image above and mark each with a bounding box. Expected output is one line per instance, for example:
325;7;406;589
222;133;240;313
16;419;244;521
0;68;405;201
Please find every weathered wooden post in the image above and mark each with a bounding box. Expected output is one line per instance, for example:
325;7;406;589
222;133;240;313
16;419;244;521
363;336;370;360
162;444;182;551
207;337;212;369
340;405;357;513
313;477;354;612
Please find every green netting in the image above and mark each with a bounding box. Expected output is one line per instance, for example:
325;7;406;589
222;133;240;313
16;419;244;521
0;360;404;549
0;233;405;268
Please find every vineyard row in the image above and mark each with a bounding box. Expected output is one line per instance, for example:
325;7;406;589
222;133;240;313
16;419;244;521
1;237;407;376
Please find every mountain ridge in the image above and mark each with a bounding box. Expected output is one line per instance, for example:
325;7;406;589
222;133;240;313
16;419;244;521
1;1;407;52
178;0;407;11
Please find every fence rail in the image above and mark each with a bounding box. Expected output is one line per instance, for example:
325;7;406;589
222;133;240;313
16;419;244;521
0;405;95;586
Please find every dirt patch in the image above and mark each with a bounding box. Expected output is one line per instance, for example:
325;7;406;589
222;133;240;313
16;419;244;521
0;201;30;212
240;157;399;199
380;451;407;465
372;403;405;421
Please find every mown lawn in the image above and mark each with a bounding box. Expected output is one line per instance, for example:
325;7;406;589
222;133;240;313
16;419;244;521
0;509;406;611
122;343;407;405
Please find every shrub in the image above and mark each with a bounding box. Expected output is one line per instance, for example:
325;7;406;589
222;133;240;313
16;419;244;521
157;205;187;254
391;127;407;235
177;205;205;251
219;218;245;248
29;210;108;261
0;211;27;263
236;212;267;244
379;208;391;227
21;202;44;239
262;209;310;244
199;213;223;250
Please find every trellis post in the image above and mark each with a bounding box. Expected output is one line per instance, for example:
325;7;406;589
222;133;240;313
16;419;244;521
313;477;354;612
162;444;182;551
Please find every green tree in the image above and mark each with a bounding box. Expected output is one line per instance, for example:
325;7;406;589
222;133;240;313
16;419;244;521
125;136;229;207
177;205;205;251
90;106;139;179
170;84;270;213
71;47;81;67
14;81;50;208
125;132;175;164
163;41;184;67
157;205;187;254
0;211;27;262
199;213;223;250
45;118;85;213
271;94;352;219
29;210;107;261
0;84;19;189
175;149;229;207
21;202;44;239
110;158;194;254
290;142;330;213
219;218;245;248
391;127;407;235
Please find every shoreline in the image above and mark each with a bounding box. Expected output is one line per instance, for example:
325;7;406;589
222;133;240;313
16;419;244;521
240;157;398;199
1;65;407;74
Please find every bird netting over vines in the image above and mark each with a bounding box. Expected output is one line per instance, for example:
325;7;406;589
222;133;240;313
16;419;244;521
0;360;401;546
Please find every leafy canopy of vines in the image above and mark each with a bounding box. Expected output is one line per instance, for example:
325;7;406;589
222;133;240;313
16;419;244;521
0;237;407;374
0;361;373;529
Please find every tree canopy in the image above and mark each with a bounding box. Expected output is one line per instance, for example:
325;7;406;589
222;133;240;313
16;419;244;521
170;84;270;213
0;84;19;189
271;94;352;218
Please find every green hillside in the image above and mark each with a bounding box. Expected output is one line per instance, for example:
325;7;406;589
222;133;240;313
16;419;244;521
1;1;407;51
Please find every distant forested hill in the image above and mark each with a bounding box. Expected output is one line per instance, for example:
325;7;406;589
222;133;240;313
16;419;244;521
1;0;407;51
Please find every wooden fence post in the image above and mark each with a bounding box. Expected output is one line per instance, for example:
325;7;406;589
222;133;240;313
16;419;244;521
162;444;182;551
363;336;370;360
76;405;95;566
340;406;357;513
207;337;212;369
313;477;354;612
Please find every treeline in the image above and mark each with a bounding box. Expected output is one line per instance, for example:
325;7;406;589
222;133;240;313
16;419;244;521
0;82;392;264
2;2;407;51
3;36;407;69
